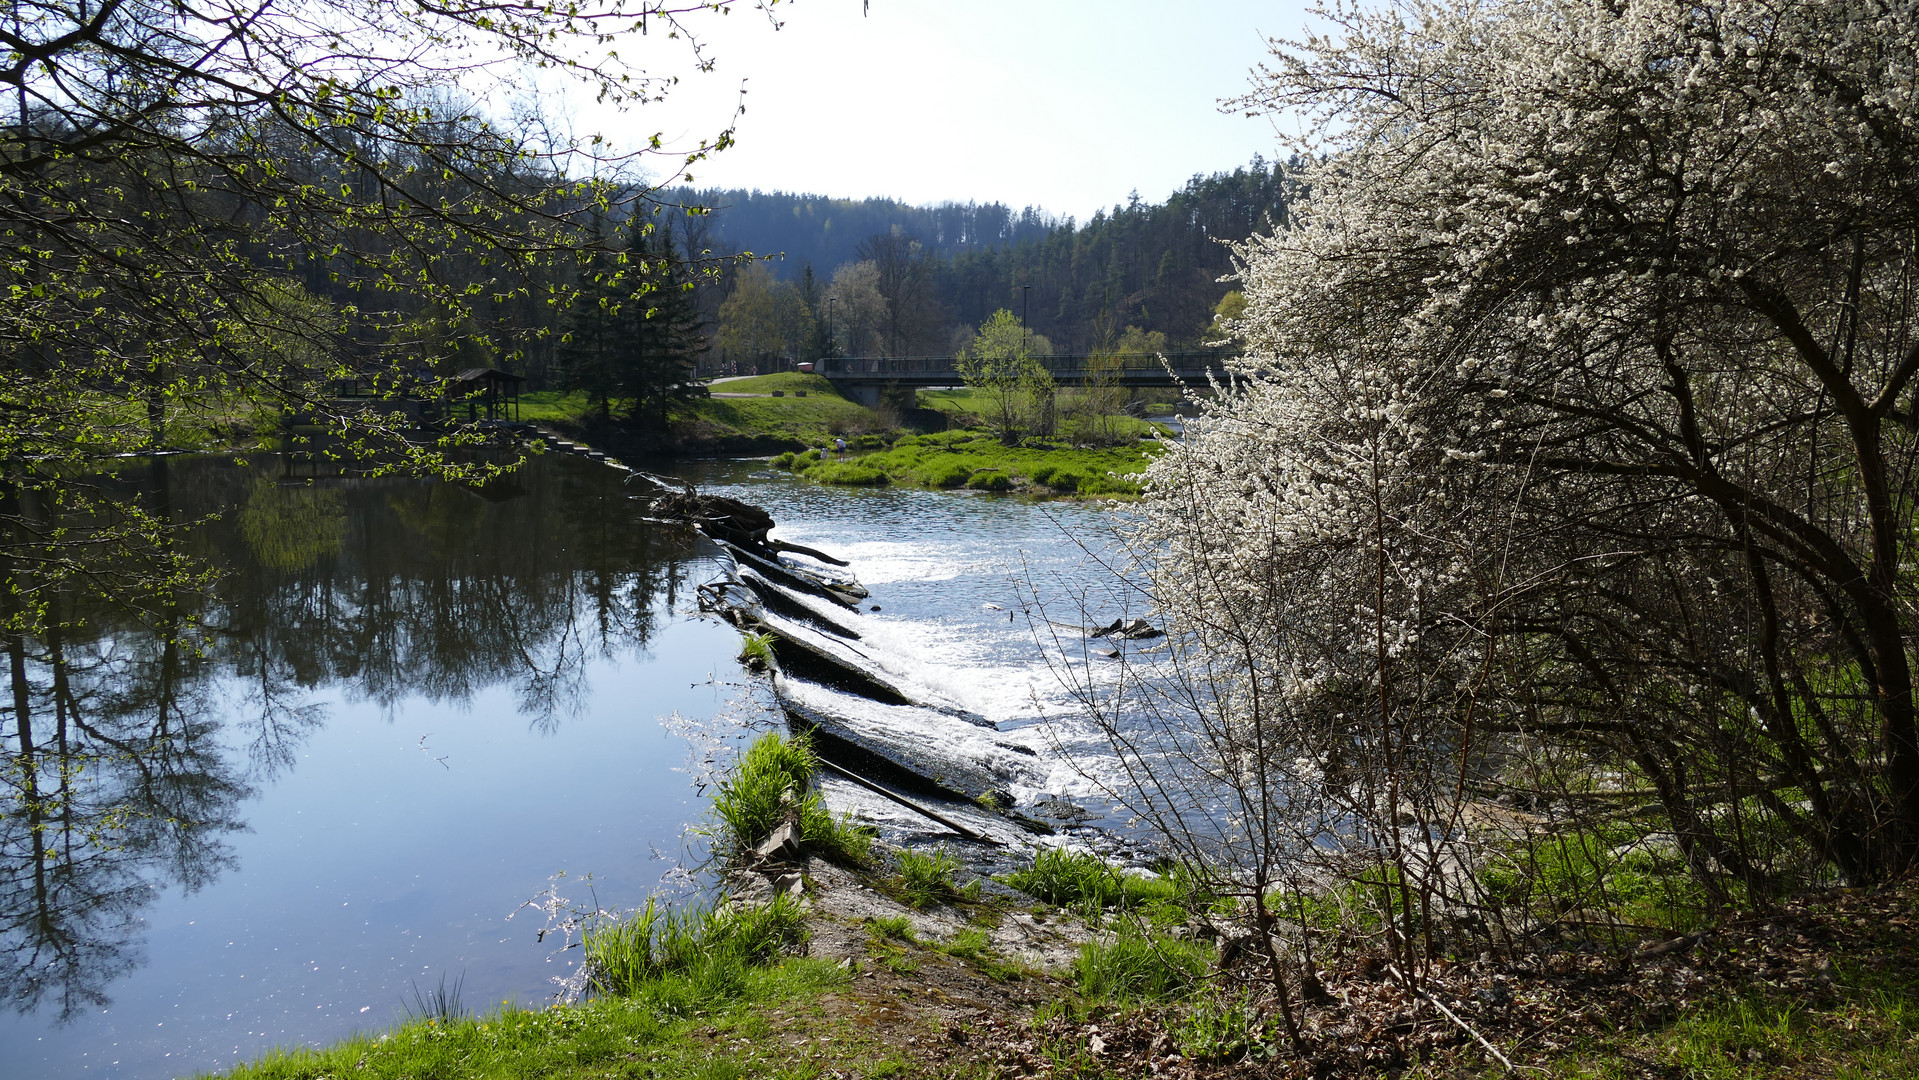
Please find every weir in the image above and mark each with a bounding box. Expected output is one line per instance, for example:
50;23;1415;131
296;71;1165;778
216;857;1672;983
637;471;1062;843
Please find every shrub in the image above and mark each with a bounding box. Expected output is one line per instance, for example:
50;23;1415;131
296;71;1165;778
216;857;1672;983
924;461;972;488
966;469;1013;492
1028;464;1058;485
770;452;796;468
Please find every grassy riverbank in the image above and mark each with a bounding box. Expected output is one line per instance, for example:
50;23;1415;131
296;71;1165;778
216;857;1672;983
200;726;1919;1080
775;430;1163;497
522;377;891;455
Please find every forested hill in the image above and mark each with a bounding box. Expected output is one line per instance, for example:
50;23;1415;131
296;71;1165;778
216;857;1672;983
683;157;1295;357
667;187;1064;270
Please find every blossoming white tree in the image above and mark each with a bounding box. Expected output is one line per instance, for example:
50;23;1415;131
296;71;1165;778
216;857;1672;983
1130;0;1919;953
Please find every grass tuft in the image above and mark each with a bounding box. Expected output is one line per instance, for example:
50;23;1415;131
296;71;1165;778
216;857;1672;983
736;631;775;671
1074;931;1212;1003
582;892;809;998
400;970;467;1022
1004;848;1179;914
710;732;873;867
894;846;965;909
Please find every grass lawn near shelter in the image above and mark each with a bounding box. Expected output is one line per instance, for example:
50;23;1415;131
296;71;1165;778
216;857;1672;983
706;372;841;396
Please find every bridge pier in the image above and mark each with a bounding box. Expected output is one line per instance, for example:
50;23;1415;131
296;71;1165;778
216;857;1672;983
828;380;884;408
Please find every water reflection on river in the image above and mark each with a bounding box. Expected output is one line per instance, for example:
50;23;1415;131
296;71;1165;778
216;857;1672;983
0;453;1122;1079
0;453;745;1078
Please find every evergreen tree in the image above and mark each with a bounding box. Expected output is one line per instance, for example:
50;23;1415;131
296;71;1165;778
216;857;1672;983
796;264;832;364
559;214;627;419
622;223;707;427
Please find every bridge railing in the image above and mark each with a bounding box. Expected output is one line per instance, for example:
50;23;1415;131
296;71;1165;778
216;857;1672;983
819;351;1233;379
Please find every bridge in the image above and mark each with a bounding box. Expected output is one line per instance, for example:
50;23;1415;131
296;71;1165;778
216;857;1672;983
817;352;1233;405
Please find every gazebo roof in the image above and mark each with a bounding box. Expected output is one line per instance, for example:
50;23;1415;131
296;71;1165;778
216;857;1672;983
451;367;526;385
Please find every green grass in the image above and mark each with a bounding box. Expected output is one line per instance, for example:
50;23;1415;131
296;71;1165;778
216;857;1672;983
204;957;850;1079
737;631;776;671
918;388;1165;441
867;915;917;943
931;928;1027;983
1179;992;1283;1064
706;372;840;395
1003;849;1180;916
677;394;880;447
893;846;966;909
804;461;891;486
1074;929;1213;1003
1543;971;1919;1079
1475;818;1719;941
582;893;810;997
774;429;1162;497
523;382;885;449
709;732;873;867
516;389;596;423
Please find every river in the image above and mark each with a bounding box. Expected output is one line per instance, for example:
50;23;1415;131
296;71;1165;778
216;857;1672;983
0;452;1137;1079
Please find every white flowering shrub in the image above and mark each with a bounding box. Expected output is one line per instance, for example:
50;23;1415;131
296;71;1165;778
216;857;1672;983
1134;0;1919;945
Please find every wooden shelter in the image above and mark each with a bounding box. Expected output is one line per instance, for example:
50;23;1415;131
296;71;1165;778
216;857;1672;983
450;368;525;422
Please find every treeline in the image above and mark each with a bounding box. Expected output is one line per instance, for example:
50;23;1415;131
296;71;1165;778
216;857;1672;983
690;158;1297;374
669;188;1065;268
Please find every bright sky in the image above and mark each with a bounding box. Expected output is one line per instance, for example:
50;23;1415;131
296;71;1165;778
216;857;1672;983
580;0;1320;221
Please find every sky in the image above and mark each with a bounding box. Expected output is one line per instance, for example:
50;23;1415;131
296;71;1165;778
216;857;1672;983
575;0;1320;221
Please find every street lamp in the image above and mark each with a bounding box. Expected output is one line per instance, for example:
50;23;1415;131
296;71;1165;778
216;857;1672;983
1019;284;1031;329
827;297;839;364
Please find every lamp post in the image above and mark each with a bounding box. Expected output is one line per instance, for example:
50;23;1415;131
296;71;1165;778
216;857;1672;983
827;297;839;364
1019;284;1031;329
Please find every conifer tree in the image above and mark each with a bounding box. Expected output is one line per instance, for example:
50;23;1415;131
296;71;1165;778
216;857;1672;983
559;215;629;419
622;224;708;427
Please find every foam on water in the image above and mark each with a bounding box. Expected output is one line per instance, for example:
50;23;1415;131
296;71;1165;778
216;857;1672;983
805;540;976;585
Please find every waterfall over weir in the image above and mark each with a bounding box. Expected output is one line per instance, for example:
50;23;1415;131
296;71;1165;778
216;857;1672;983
699;537;1069;852
645;474;1113;855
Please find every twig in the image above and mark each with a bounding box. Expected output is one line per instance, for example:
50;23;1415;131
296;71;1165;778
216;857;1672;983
1387;964;1520;1074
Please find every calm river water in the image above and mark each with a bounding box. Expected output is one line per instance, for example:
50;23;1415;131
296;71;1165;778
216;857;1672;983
0;452;1124;1079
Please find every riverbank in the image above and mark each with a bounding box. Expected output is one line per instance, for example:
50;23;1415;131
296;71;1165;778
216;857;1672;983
521;376;1169;484
200;837;1919;1080
772;429;1161;497
520;375;895;457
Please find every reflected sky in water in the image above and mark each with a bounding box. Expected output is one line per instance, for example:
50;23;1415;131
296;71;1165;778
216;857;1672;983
0;454;745;1079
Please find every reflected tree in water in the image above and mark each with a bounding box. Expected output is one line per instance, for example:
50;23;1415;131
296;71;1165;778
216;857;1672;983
2;461;248;1020
2;456;699;1017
